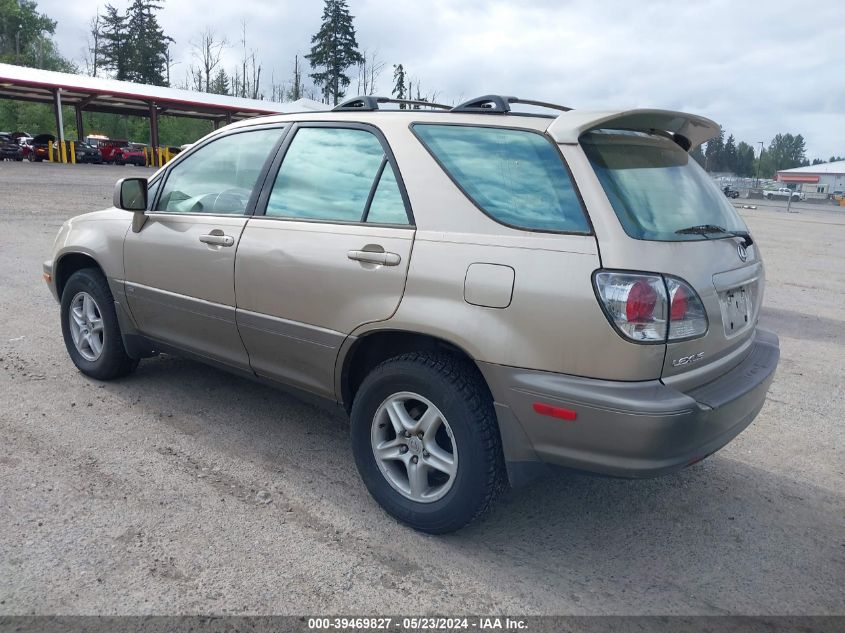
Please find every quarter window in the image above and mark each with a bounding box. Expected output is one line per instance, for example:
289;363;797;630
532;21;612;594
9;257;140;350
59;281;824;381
413;124;590;233
365;162;407;224
156;127;283;215
266;127;408;224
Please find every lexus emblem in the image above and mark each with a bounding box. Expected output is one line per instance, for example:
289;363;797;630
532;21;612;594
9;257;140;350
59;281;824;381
737;243;748;262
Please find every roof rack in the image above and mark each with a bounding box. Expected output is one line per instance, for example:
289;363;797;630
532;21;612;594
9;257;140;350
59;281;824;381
332;96;452;112
450;95;573;114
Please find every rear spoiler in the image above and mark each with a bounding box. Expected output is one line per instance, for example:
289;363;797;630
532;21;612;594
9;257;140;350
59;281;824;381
546;108;719;151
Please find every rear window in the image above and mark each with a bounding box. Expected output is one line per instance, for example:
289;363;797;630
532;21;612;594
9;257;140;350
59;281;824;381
413;124;590;233
582;131;747;241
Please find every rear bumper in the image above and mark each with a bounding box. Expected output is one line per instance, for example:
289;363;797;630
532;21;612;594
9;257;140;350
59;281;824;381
480;328;779;483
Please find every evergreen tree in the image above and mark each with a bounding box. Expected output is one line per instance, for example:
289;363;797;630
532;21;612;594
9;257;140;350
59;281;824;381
99;4;129;80
125;0;171;85
735;142;756;177
0;0;73;71
209;68;229;95
723;134;737;174
762;133;807;173
305;0;363;105
690;144;706;168
392;63;407;107
704;127;725;172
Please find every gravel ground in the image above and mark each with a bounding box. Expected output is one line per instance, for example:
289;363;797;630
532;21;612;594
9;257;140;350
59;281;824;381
0;161;843;615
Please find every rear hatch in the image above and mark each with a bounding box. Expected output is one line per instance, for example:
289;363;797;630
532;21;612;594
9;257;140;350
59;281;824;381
578;128;763;390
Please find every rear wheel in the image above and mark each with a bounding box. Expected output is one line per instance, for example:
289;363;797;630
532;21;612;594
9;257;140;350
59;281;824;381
350;352;506;533
60;268;138;380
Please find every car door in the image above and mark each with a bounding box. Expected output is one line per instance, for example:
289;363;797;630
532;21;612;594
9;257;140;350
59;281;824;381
123;125;286;371
235;123;415;398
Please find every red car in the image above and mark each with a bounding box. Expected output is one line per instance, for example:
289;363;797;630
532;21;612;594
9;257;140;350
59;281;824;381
94;139;129;164
115;143;148;166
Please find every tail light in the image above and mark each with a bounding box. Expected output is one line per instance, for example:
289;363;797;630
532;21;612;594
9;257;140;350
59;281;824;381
593;272;667;342
594;271;707;343
666;277;708;339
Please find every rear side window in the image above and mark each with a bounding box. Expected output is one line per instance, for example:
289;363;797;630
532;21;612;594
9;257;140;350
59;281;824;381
413;124;589;233
266;127;409;224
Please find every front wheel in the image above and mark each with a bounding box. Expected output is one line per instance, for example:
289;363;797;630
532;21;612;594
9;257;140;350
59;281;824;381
60;268;138;380
350;353;506;533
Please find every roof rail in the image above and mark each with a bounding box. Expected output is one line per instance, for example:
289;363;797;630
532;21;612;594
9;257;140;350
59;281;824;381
332;96;452;112
451;95;573;114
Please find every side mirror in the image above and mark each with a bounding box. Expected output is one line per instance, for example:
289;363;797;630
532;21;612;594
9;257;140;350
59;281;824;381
114;177;147;211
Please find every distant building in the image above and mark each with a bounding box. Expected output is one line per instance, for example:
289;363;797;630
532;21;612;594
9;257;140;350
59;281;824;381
777;161;845;196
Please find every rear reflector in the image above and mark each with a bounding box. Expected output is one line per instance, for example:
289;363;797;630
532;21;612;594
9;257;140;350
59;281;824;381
533;402;577;421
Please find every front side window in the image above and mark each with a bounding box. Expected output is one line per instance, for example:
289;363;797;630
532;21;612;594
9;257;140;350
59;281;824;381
266;127;408;224
156;127;283;215
413;124;590;233
582;131;747;241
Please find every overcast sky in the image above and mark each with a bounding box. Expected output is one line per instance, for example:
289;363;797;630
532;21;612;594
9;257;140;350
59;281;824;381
37;0;843;159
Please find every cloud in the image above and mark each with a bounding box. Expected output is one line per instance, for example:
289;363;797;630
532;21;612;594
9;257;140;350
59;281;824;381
39;0;843;158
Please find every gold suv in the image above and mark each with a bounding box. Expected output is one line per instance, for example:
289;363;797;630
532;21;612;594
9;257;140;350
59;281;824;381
45;95;779;533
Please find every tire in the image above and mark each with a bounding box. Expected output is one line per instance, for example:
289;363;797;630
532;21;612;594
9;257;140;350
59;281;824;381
60;268;138;380
766;193;773;199
350;352;506;533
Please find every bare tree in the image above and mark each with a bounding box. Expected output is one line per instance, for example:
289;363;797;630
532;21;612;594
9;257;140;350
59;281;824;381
285;54;305;101
405;76;440;107
164;44;178;87
85;14;101;77
356;49;385;95
232;21;262;99
191;27;227;92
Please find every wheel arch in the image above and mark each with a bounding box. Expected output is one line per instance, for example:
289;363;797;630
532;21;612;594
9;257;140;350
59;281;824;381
54;251;105;299
337;329;488;413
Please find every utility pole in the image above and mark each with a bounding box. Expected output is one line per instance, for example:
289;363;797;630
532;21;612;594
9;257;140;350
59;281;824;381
754;141;764;188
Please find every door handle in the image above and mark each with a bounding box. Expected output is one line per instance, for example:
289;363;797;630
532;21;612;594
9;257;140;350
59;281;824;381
347;250;401;266
199;233;234;247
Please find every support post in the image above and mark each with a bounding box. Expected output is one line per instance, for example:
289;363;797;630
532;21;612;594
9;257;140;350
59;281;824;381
148;101;160;167
75;105;85;144
54;88;66;163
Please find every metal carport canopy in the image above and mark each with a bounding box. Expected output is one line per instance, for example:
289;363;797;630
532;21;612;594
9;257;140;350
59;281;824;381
0;63;325;122
0;63;326;165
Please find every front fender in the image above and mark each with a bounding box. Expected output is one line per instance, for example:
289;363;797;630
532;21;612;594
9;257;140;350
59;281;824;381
49;208;132;299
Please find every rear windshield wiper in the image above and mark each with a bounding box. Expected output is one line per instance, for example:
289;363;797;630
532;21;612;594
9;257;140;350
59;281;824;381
675;225;753;247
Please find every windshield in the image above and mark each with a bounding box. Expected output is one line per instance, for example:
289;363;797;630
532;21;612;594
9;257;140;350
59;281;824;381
582;131;747;241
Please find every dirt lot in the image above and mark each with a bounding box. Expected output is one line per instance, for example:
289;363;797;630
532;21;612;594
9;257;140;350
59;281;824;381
0;161;843;615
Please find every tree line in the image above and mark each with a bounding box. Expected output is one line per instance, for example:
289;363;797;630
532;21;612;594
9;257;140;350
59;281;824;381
173;0;438;106
691;127;843;179
1;0;841;164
